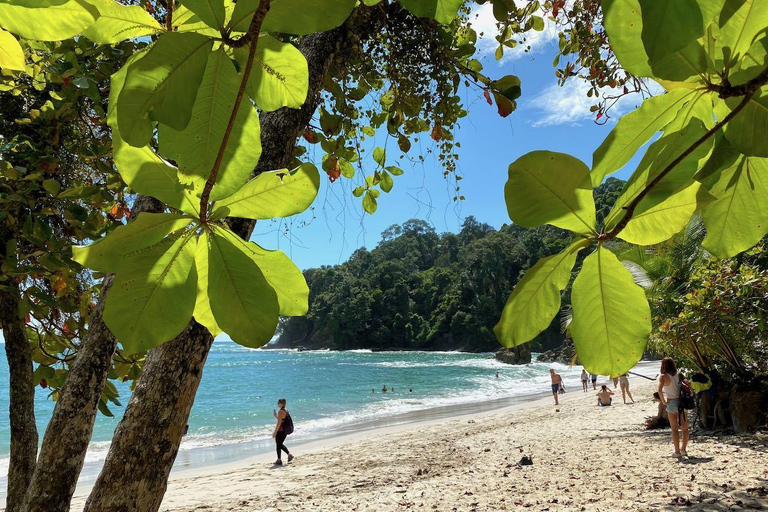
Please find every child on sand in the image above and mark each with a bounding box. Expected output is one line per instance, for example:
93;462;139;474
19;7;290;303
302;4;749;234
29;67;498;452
550;369;563;405
597;385;614;406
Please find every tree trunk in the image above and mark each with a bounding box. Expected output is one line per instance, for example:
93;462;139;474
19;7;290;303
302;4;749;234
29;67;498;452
20;196;163;512
0;280;38;512
83;24;359;512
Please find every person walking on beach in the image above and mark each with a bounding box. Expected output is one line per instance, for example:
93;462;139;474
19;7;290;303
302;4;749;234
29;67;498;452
619;373;634;404
612;376;619;388
657;357;689;458
591;373;598;390
273;398;294;465
581;369;589;392
597;385;614;406
550;369;563;405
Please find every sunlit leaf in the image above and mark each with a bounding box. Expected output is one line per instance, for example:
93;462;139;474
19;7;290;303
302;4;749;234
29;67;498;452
722;87;768;157
104;230;198;353
571;246;651;377
229;0;356;35
82;0;162;44
212;163;320;219
718;0;768;67
178;0;225;30
494;238;590;348
399;0;464;24
505;151;596;235
619;182;703;245
0;0;98;41
0;28;24;71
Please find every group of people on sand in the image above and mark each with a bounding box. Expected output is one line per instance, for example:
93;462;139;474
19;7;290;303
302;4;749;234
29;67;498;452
549;368;634;406
549;357;692;459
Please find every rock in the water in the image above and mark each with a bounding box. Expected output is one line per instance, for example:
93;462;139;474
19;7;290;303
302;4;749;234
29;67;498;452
730;386;768;433
495;345;532;365
536;341;577;365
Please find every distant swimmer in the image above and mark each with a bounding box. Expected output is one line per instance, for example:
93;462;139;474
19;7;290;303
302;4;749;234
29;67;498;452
496;371;500;378
372;388;375;393
392;387;396;393
382;385;387;393
409;389;413;393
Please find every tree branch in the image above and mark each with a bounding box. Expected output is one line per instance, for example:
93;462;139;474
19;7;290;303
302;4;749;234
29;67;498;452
165;0;173;32
199;0;272;221
602;75;768;241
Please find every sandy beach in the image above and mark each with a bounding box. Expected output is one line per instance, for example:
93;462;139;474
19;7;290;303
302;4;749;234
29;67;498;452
67;377;767;511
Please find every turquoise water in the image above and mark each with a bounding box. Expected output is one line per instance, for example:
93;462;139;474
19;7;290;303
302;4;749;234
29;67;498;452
0;342;590;494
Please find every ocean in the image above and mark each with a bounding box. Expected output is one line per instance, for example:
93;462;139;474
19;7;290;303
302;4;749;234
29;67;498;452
0;341;604;497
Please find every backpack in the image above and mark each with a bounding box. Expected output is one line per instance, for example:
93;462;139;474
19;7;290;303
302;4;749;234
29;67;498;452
282;411;294;435
678;378;695;411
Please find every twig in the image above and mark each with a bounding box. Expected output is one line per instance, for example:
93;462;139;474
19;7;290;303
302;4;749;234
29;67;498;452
165;0;174;32
199;0;272;221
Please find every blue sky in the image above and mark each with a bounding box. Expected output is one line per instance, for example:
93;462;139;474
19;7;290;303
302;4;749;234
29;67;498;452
254;5;646;270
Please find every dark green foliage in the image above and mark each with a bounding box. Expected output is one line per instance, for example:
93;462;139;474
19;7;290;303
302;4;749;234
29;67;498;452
276;181;621;352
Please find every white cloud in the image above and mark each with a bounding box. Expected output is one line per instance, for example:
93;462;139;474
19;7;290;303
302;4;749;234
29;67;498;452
469;3;560;63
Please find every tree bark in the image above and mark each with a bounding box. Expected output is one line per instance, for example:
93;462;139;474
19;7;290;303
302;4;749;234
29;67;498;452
0;280;38;512
19;196;163;512
83;24;359;512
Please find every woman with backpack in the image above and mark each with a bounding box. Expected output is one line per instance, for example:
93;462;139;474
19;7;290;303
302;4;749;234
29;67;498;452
273;398;294;465
657;357;689;458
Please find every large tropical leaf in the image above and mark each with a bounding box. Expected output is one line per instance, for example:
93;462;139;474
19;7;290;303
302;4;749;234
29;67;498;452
399;0;464;24
494;238;591;348
602;0;654;77
0;28;24;70
571;246;651;377
505;151;596;235
158;47;262;202
212;163;320;220
718;0;768;67
82;0;162;44
722;87;768;157
224;235;309;316
109;51;202;216
639;0;705;69
229;0;356;35
202;227;279;347
72;213;194;272
618;182;703;245
177;0;225;30
604;119;713;231
591;89;697;186
236;35;308;112
0;0;98;41
103;229;198;354
702;155;768;258
116;32;212;147
193;231;222;337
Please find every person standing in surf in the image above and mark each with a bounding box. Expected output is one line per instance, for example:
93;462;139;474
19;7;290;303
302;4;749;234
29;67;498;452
273;398;294;465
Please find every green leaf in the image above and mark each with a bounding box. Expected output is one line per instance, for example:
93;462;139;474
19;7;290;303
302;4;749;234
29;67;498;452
72;213;194;272
494;238;590;348
236;35;308;112
373;147;386;166
618;182;702;245
0;28;24;71
229;0;356;35
702;155;768;258
42;179;61;196
379;170;394;193
602;0;654;77
570;246;651;377
158;47;261;202
224;235;309;316
505;151;596;235
173;4;220;36
108;52;202;216
212;163;320;219
639;0;704;69
399;0;463;24
193;231;222;337
203;226;279;348
604;119;713;232
722;87;768;157
718;0;768;67
178;0;225;30
352;186;365;197
591;89;697;186
116;32;213;147
0;0;98;41
730;36;768;85
103;229;198;353
362;191;377;214
82;0;162;43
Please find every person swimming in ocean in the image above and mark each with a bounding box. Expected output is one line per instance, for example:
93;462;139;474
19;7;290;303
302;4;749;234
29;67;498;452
382;385;387;393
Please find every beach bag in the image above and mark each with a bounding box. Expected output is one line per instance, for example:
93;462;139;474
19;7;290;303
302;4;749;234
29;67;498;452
679;379;695;411
283;411;294;435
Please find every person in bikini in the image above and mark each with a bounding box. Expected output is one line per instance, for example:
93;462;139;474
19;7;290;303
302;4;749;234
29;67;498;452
619;373;634;404
597;385;614;406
